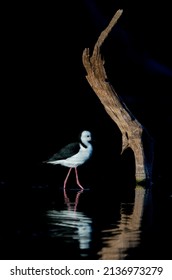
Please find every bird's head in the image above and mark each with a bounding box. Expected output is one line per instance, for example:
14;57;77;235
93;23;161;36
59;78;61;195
79;130;94;148
80;130;92;143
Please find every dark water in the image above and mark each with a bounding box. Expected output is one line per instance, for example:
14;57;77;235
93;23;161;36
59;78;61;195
0;171;172;260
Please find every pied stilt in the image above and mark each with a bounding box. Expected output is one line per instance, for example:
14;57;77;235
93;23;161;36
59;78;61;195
44;130;93;189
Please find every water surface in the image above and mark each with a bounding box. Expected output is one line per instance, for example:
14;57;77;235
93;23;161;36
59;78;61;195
0;178;172;260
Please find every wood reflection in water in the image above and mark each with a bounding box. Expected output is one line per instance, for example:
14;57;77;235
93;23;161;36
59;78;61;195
98;186;150;259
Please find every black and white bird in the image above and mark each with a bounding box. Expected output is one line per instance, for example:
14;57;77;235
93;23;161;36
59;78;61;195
44;130;93;190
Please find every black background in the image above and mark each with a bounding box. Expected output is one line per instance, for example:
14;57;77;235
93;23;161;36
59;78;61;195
1;1;172;188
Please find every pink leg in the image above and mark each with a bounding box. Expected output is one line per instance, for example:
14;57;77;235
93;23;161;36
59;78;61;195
75;167;84;190
64;167;72;189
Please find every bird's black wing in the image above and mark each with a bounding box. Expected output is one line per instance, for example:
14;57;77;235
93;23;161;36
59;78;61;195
47;142;80;161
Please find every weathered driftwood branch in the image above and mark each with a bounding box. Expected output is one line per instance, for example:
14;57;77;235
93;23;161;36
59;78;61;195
82;9;154;184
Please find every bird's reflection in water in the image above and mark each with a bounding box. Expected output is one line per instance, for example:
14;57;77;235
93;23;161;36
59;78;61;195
98;185;152;259
46;189;92;255
63;189;83;212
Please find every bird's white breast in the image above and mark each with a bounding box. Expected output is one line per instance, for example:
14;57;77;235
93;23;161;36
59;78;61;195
54;143;92;168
